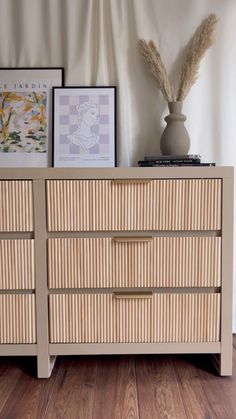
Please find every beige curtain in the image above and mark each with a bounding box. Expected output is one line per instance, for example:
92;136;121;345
0;0;236;329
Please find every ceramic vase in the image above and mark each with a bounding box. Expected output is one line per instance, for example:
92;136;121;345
160;101;190;155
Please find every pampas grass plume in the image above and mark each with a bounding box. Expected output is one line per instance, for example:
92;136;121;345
139;39;174;102
177;14;219;101
138;13;219;102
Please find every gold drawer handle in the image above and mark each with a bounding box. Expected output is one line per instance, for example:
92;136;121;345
111;179;151;185
113;237;153;243
113;292;153;299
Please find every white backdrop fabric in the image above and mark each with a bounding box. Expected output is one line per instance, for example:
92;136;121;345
0;0;236;330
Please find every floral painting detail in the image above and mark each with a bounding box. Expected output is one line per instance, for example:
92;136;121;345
0;91;47;153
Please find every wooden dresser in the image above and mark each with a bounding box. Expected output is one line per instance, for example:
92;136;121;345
0;167;233;378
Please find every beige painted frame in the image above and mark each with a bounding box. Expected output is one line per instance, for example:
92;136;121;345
0;167;233;377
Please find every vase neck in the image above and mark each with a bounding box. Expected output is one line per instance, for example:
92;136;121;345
168;101;183;114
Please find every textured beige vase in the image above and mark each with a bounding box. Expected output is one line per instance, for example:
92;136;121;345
160;101;190;155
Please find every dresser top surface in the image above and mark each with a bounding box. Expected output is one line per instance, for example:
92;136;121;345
0;166;233;180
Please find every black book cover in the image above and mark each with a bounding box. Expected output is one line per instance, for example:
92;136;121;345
144;154;201;162
139;158;201;165
138;162;215;167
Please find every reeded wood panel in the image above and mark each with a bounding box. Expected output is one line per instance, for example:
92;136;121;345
49;293;220;343
48;237;112;289
0;240;35;290
46;180;91;231
92;179;221;231
0;294;36;343
48;237;221;288
46;179;221;231
153;294;220;343
0;181;33;232
154;236;221;287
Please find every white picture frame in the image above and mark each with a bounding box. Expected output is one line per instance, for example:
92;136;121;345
0;68;64;167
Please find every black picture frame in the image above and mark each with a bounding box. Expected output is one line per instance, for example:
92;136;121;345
53;86;116;167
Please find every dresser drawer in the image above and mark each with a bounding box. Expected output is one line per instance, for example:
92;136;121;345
46;179;221;231
0;294;36;343
48;236;221;289
49;293;220;343
47;180;91;231
0;181;33;232
0;240;35;290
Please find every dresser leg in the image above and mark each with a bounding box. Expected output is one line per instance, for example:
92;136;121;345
219;351;232;376
37;355;57;378
212;352;232;376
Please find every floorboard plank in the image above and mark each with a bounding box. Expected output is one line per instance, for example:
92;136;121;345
1;357;61;419
0;357;60;419
0;351;236;418
189;351;236;419
45;356;97;419
136;355;187;419
92;355;139;419
0;359;34;419
172;354;233;419
0;358;23;415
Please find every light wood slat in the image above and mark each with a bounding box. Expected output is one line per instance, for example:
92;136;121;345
91;179;222;231
0;294;36;343
49;293;220;344
46;180;91;231
48;238;112;289
46;179;221;231
152;236;221;288
0;181;33;232
153;294;220;343
0;240;35;290
48;237;221;289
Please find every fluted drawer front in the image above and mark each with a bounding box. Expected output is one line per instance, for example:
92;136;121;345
0;181;33;232
47;180;91;231
0;294;36;343
48;237;112;289
48;237;221;289
49;293;220;343
0;240;35;290
46;179;221;231
92;179;221;231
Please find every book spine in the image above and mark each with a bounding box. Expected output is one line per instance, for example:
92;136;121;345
142;159;201;165
138;159;201;166
144;154;201;161
138;162;215;167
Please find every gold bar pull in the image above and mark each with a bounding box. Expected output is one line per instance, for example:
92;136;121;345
112;237;153;244
111;179;151;185
113;292;153;299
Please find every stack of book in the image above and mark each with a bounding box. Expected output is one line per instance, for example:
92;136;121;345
138;155;215;167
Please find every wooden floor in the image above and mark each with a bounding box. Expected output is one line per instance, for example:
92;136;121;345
0;337;236;419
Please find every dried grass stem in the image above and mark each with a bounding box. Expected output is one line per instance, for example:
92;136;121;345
139;39;174;102
138;13;218;103
177;14;219;101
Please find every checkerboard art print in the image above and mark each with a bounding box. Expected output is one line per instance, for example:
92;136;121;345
53;87;116;167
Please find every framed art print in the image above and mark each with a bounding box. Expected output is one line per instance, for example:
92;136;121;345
0;68;64;167
53;86;116;167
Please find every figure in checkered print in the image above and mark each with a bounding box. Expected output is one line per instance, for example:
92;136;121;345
67;101;99;150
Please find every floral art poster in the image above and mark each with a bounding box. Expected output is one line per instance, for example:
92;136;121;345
0;68;63;167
